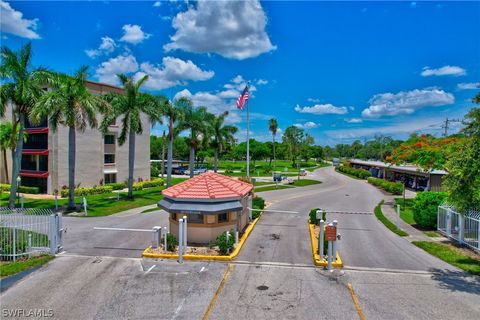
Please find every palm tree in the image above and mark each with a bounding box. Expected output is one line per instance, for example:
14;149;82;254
0;43;50;208
160;97;187;187
211;111;237;172
0;121;15;184
101;74;157;199
178;105;212;178
269;118;278;171
30;66;109;209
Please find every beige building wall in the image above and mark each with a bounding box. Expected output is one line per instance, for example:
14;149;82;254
0;102;14;185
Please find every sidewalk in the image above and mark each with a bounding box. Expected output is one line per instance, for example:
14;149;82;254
381;202;430;242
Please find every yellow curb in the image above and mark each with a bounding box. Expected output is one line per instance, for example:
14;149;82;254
308;222;343;268
142;216;261;261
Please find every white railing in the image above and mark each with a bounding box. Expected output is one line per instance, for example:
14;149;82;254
0;208;62;261
438;204;480;252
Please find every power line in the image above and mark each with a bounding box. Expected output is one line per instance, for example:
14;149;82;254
441;118;461;137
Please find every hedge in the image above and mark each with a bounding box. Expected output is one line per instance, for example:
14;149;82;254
132;178;164;191
106;182;126;190
336;165;372;179
368;177;404;195
1;184;40;194
412;192;446;229
252;196;265;219
61;185;113;197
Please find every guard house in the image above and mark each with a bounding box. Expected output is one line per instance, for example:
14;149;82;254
348;159;447;191
158;172;253;244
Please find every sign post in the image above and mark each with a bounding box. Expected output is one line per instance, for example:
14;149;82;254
325;223;337;270
319;219;325;258
178;219;184;263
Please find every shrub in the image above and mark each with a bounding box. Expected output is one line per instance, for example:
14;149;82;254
336;165;372;179
412;192;446;229
216;230;235;255
166;233;178;252
132;181;144;191
60;185;113;197
150;165;160;179
142;178;164;188
251;196;265;219
368;177;404;195
107;182;126;190
309;208;326;225
0;184;40;194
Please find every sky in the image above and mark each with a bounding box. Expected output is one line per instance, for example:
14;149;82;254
1;0;479;146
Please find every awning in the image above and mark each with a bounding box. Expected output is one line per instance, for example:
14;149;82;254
103;168;118;174
158;198;243;214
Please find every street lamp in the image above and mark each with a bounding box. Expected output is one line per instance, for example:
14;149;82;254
16;176;21;207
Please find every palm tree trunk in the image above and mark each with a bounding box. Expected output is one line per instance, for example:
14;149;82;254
127;130;135;199
8;113;25;208
160;132;165;179
273;135;276;171
189;146;195;178
67;126;76;210
214;149;219;173
3;149;9;184
166;122;173;187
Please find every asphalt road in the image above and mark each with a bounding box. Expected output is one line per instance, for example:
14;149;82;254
1;166;479;319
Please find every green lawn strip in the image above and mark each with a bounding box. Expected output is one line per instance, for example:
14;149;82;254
253;181;273;187
374;201;409;237
423;231;441;237
412;241;480;275
254;185;293;192
217;160;320;171
306;162;330;171
223;171;299;177
334;169;364;180
141;207;162;214
394;198;416;225
292;179;322;187
0;255;54;278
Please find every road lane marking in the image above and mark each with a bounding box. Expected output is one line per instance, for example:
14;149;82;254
233;260;315;269
347;283;366;320
202;263;234;320
344;266;433;275
145;265;156;273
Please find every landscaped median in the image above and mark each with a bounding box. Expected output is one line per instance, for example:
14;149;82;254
143;215;260;261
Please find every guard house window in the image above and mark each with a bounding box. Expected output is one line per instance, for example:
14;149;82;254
218;213;228;223
104;154;115;164
104;135;115;145
188;213;203;224
104;173;116;184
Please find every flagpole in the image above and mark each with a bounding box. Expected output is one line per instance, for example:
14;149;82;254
246;97;250;178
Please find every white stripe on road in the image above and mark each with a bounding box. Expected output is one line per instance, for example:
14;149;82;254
145;265;156;274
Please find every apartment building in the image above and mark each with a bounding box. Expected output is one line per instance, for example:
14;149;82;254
0;80;150;194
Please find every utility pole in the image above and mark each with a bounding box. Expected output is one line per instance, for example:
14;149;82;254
441;118;461;137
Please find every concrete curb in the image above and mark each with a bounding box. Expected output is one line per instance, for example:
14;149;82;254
308;222;343;268
142;216;261;261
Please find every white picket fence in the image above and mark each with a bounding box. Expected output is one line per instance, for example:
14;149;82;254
438;204;480;252
0;208;63;261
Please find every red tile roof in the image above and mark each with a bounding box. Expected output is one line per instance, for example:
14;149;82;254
162;172;253;200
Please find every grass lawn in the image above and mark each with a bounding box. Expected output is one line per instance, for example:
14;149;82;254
141;207;162;213
222;171;299;177
424;231;441;237
394;198;416;225
412;241;480;275
0;177;187;217
217;160;321;171
374;201;409;237
253;181;273;186
306;162;330;171
0;255;54;278
254;185;293;192
292;179;322;187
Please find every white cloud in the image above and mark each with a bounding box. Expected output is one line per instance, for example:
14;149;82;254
421;65;466;77
295;103;348;115
294;122;318;129
120;24;151;44
361;88;455;118
95;54;139;85
153;1;161;7
85;36;116;58
0;0;40;39
135;56;214;90
457;82;480;90
345;118;363;123
257;79;268;85
164;0;276;60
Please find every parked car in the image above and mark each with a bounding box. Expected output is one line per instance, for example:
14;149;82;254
184;167;208;175
172;166;188;175
299;168;307;176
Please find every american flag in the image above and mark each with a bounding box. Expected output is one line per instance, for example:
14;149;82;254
236;85;249;110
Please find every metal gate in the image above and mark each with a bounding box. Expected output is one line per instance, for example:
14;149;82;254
0;208;63;261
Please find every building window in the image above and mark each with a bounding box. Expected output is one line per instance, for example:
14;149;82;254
104;135;115;145
218;213;228;223
104;173;116;184
188;213;203;224
104;154;115;164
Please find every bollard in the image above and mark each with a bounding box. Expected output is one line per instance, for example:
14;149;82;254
226;231;230;253
178;219;184;263
163;226;168;250
83;197;88;216
332;220;338;262
235;231;239;247
152;226;161;248
327;240;333;270
316;210;322;225
183;215;187;251
396;204;400;228
28;233;32;258
20;194;24;209
319;220;325;258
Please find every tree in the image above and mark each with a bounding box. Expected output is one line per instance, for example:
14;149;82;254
161;97;187;187
282;125;305;166
31;66;109;209
177;104;212;178
100;74;157;199
0;121;24;184
268;118;278;171
444;106;480;211
0;43;50;207
210;111;237;172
